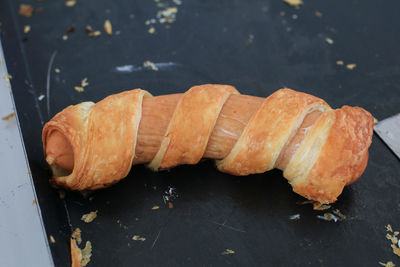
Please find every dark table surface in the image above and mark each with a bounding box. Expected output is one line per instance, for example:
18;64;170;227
1;0;400;266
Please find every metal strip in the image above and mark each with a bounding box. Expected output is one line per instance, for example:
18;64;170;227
0;40;54;267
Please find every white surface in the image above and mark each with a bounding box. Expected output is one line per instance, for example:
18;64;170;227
0;42;54;266
374;113;400;159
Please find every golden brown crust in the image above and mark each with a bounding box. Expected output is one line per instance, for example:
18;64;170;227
42;89;150;190
292;106;373;203
217;89;330;175
42;85;374;203
148;84;239;170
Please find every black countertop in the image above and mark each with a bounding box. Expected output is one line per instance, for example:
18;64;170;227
1;0;400;266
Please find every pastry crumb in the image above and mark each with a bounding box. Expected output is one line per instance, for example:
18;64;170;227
336;60;344;66
104;19;112;35
379;262;396;267
313;202;331;211
24;25;31;33
332;209;346;220
317;213;339;222
132;235;146;241
386;234;399;245
346;63;356;70
49;235;56;243
168;202;173;209
4;74;12;81
385;225;400;257
325;37;334;45
55;68;60;73
283;0;302;7
148;26;156;34
65;25;76;33
65;0;76;7
70;228;92;267
88;30;101;37
152;205;160;210
62;35;68;41
71;239;92;267
58;190;66;199
2;112;15;120
81;77;89;87
74;86;84;92
19;4;34;17
81;210;98;223
85;25;94;33
143;60;159;71
391;244;400;257
315;11;322;17
32;199;37;205
71;228;82;244
221;248;235;255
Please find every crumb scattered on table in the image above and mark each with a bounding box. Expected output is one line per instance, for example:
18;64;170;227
104;20;112;35
325;37;334;45
283;0;303;8
70;228;92;267
32;199;36;205
316;213;339;222
289;214;300;220
315;11;322;17
71;228;82;244
74;86;84;92
19;4;34;17
71;239;92;267
88;31;101;37
65;0;76;7
346;63;356;70
143;60;159;71
4;74;12;81
81;77;89;87
148;26;156;34
66;25;76;33
49;235;56;243
385;225;400;257
152;205;160;210
54;68;60;73
391;244;400;257
332;209;346;220
24;25;31;33
62;35;68;41
85;25;94;33
379;262;395;267
58;190;66;199
336;60;344;66
313;202;331;211
74;78;89;93
168;202;173;209
81;210;98;223
2;112;15;120
132;235;146;241
387;234;399;246
221;249;235;255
